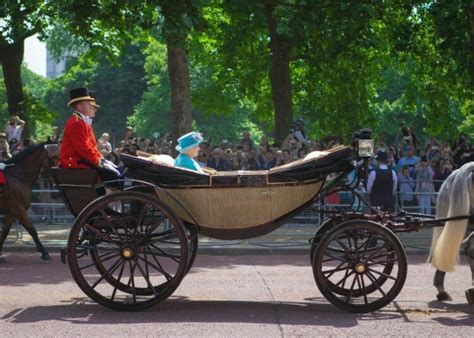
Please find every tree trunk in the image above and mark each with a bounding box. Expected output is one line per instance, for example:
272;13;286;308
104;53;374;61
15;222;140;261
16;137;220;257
264;2;293;144
0;42;25;116
162;2;193;154
167;43;192;152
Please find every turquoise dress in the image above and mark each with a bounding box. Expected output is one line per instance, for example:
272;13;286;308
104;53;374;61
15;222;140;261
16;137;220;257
174;153;203;173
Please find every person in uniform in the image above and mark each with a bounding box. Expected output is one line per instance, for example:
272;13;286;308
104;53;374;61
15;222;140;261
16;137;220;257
174;132;204;173
59;87;120;181
367;151;398;212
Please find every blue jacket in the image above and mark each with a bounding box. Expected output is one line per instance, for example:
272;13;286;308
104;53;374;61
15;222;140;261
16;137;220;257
174;153;203;173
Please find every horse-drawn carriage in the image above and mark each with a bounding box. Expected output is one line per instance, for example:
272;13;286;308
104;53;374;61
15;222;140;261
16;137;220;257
2;131;469;313
48;130;424;314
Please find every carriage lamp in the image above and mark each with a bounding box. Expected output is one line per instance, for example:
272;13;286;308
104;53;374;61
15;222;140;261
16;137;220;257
353;128;374;158
358;139;374;158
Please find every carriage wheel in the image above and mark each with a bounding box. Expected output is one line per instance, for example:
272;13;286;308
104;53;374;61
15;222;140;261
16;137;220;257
124;185;198;274
311;218;394;297
310;217;341;262
312;220;407;313
67;191;189;310
183;222;198;273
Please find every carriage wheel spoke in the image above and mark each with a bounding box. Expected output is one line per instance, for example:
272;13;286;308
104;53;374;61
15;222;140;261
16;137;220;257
132;202;148;240
359;274;369;304
84;223;116;244
369;251;395;261
91;258;123;289
79;252;119;270
144;252;150;280
367;257;398;266
334;237;351;256
322;261;348;279
321;253;347;263
366;270;386;297
366;241;389;261
148;243;181;264
111;260;126;301
344;274;358;303
98;208;124;242
330;269;354;290
78;244;118;252
128;260;137;303
141;250;173;281
367;268;396;281
359;233;373;253
346;233;353;249
135;259;158;296
340;267;351;290
144;229;178;244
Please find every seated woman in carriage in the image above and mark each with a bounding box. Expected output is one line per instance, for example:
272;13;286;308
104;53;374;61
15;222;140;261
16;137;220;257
174;132;205;173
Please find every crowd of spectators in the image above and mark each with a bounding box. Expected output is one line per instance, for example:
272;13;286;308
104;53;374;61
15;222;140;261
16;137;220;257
367;126;473;214
98;122;473;215
2;114;473;215
101;120;337;173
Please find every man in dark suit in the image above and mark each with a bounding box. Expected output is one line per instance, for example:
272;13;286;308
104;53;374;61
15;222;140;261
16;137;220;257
367;151;398;212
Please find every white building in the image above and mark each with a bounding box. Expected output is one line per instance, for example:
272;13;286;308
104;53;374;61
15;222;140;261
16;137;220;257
46;48;66;79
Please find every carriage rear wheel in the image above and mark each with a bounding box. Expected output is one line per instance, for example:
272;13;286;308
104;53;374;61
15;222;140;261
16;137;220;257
312;219;407;313
124;185;198;274
67;191;189;310
183;222;198;273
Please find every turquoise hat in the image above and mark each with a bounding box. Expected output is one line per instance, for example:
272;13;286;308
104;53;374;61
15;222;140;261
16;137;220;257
175;132;204;153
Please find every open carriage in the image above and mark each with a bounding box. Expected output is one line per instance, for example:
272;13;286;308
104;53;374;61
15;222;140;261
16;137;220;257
52;134;415;313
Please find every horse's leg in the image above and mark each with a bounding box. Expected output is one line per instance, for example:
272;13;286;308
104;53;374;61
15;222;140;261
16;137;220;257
463;233;474;304
16;211;51;261
0;214;15;263
434;269;452;301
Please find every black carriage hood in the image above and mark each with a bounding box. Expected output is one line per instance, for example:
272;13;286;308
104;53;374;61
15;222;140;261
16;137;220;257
120;145;354;188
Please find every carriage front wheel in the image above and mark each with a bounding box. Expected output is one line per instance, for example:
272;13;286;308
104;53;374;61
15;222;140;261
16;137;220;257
67;191;189;310
312;219;407;313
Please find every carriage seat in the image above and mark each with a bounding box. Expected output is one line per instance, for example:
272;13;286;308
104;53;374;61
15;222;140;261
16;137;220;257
51;167;103;216
121;145;353;188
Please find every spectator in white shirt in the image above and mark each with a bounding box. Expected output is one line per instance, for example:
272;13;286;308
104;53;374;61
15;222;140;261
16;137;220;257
5;115;25;152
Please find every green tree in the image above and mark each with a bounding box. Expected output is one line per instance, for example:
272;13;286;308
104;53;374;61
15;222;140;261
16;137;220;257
0;0;55;128
42;43;147;140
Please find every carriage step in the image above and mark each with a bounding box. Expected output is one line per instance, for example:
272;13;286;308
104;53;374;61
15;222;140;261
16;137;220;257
60;248;67;264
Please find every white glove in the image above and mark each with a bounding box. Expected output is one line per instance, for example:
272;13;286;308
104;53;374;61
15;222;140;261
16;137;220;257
101;159;120;176
0;163;5;170
103;159;118;169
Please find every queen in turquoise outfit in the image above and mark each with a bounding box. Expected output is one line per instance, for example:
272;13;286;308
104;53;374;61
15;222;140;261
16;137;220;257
174;132;204;173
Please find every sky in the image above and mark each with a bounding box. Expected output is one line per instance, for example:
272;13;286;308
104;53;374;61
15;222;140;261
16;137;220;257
24;35;46;77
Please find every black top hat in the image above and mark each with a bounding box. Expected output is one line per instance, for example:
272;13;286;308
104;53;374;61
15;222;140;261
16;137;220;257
68;87;97;106
375;151;388;162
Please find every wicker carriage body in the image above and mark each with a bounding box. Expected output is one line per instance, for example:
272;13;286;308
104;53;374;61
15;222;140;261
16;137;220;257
121;146;353;239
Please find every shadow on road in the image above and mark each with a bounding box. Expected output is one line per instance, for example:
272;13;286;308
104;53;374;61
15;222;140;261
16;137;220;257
1;297;403;327
427;301;474;326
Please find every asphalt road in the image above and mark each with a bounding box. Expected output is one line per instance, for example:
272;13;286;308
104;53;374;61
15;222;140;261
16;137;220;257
1;253;472;337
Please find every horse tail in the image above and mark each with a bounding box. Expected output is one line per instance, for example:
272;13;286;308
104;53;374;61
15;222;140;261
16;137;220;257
428;173;453;264
430;162;473;272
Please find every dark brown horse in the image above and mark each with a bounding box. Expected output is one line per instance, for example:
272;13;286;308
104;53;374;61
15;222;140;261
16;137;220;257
0;143;58;263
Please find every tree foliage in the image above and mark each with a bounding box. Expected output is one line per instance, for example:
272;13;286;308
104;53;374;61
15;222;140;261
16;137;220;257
2;1;473;144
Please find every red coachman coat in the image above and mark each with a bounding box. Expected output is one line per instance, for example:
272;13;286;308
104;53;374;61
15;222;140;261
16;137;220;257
59;112;102;168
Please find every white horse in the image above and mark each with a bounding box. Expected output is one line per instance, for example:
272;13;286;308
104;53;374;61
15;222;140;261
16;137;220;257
429;161;474;303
